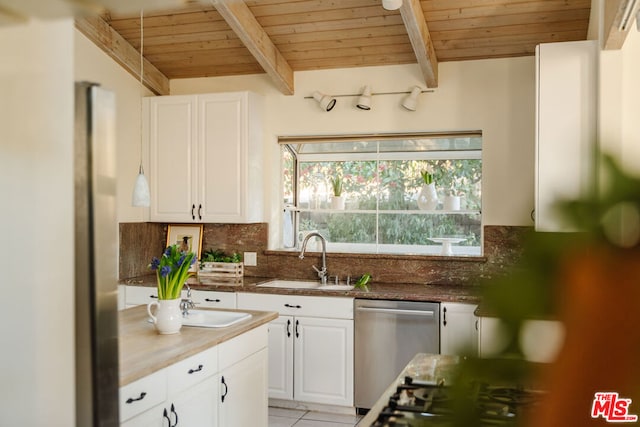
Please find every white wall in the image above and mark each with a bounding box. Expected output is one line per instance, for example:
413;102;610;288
75;29;152;223
0;19;75;427
597;2;640;172
171;59;537;246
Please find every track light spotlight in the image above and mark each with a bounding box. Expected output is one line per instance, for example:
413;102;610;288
312;91;337;111
382;0;403;11
356;85;372;110
402;86;422;111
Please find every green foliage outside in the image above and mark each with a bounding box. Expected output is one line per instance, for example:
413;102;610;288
283;149;482;252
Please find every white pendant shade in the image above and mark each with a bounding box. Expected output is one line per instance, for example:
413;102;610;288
382;0;403;10
132;9;150;208
132;166;151;207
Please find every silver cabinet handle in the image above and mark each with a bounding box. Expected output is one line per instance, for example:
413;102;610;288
356;306;435;317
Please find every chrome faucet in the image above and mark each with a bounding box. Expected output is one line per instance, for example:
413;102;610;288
181;283;196;316
298;232;328;284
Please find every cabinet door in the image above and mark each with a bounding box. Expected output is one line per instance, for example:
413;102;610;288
170;375;219;427
219;348;268;427
147;95;198;222
198;93;245;223
440;302;478;356
294;317;354;407
267;316;294;400
120;405;165;427
535;40;597;231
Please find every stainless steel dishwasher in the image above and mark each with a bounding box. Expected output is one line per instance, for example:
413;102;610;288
355;299;440;410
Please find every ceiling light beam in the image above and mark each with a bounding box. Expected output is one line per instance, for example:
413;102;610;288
75;15;170;95
603;0;640;49
212;0;294;95
398;0;438;88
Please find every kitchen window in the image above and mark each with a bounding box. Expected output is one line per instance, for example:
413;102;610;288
280;132;482;256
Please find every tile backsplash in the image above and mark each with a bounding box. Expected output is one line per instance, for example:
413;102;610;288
119;223;530;286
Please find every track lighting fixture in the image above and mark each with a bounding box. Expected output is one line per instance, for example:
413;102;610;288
356;85;372;110
402;86;422;111
312;91;337;111
305;87;433;111
382;0;403;11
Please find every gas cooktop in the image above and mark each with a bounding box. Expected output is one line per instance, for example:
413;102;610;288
370;375;544;426
359;354;545;427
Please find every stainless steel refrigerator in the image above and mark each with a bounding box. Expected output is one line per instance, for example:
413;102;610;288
74;81;120;426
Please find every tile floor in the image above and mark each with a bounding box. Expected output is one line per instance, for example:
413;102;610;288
268;407;364;427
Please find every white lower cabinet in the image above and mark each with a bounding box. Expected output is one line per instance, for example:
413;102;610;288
218;324;269;427
478;316;565;363
440;302;478;356
120;346;219;426
237;293;354;407
119;325;268;426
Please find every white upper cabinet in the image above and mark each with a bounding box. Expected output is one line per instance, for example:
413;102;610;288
146;91;264;223
535;40;597;231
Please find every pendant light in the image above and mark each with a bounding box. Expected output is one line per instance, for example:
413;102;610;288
132;9;151;207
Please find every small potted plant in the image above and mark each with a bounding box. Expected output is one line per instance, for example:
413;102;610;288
330;175;346;210
199;249;244;280
417;169;438;210
147;244;197;334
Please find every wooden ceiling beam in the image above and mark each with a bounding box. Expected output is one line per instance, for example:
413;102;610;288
399;0;438;88
75;15;170;95
212;0;294;95
603;0;640;50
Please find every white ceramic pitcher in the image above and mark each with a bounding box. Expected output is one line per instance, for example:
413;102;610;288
147;298;182;334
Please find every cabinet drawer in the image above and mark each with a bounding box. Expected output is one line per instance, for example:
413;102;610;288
238;293;353;319
168;345;219;395
120;369;167;422
125;286;159;306
190;289;236;309
219;324;268;371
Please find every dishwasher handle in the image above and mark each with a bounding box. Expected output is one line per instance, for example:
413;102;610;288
356;306;435;317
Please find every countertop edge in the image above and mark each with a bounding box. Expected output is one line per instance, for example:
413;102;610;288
120;276;482;304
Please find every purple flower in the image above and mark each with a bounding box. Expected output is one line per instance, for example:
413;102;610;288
150;257;160;270
190;256;197;266
160;265;172;277
164;247;172;257
178;254;186;266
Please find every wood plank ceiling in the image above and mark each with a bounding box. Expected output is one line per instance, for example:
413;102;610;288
86;0;592;95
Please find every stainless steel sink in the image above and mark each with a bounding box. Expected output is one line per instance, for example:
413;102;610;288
257;280;354;291
181;309;252;328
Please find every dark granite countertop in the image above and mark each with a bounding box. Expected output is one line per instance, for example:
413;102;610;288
121;274;482;304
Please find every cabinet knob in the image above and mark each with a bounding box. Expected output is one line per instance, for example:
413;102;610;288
205;298;221;303
191;204;196;221
295;319;300;338
286;319;291;337
198;204;202;220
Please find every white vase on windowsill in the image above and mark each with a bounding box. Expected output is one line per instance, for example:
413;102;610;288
418;183;438;210
443;194;461;211
331;195;345;210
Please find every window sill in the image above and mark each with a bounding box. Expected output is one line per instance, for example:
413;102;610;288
264;249;488;263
